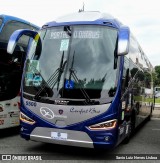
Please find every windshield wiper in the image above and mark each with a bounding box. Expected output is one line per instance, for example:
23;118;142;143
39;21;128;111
68;52;93;105
34;51;67;99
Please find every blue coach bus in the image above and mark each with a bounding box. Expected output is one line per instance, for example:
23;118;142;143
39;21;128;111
0;14;39;129
7;11;153;149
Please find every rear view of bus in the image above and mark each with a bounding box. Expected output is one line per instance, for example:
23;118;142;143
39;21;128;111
0;15;39;129
8;11;136;149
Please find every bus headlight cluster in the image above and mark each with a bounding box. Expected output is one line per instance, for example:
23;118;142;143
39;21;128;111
20;112;35;125
88;119;117;130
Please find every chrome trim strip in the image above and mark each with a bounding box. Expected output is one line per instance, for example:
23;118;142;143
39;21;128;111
31;134;93;144
30;134;94;148
30;127;94;148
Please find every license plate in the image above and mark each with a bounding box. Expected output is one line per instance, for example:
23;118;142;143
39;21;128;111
51;132;68;140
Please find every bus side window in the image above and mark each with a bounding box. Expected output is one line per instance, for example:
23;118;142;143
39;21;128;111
122;57;130;94
0;18;2;27
125;69;130;87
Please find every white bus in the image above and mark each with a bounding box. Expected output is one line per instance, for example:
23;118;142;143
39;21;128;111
0;14;39;129
154;87;160;98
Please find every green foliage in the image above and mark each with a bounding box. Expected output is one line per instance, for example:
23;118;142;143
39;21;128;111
155;66;160;79
155;98;160;103
154;65;160;86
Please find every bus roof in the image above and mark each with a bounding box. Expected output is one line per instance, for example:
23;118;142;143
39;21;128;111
43;11;123;29
0;14;39;29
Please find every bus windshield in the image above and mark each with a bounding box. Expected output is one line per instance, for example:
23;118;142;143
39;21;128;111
0;20;33;45
155;87;160;93
23;25;118;101
155;87;160;91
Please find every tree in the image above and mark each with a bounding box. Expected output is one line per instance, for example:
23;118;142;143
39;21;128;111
154;65;160;86
155;66;160;78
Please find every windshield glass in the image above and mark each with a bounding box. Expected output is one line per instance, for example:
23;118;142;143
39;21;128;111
155;87;160;92
0;21;35;45
23;25;118;101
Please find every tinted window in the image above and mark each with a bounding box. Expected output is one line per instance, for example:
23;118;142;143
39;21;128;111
0;21;36;47
0;20;37;101
0;18;2;27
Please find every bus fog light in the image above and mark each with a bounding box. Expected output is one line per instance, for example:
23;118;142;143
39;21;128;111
21;127;24;131
88;119;117;130
105;136;110;141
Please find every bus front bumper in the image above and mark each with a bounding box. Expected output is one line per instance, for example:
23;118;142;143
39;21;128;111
27;127;116;149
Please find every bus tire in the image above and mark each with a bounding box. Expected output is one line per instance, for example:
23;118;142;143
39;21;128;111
147;104;153;121
122;118;132;144
123;110;136;144
147;113;151;121
130;111;136;135
122;129;131;144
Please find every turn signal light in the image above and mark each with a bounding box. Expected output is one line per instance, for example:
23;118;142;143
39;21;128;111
88;119;117;130
20;112;35;125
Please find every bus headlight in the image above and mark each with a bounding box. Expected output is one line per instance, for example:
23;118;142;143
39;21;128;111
88;119;117;130
20;112;35;125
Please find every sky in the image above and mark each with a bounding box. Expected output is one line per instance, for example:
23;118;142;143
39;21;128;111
0;0;160;67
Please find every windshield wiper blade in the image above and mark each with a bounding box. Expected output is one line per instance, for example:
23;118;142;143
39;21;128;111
57;60;67;90
69;52;92;105
34;51;67;99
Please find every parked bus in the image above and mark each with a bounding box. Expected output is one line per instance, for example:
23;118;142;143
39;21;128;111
154;87;160;98
7;11;153;149
0;14;39;129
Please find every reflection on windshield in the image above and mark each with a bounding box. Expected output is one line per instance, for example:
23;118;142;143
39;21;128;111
23;25;118;101
33;51;67;99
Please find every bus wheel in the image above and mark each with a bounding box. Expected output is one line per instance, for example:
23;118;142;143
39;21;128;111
130;110;136;135
123;112;136;144
147;113;151;121
122;121;132;144
147;104;153;121
122;130;130;144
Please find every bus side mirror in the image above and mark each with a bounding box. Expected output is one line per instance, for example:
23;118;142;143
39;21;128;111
7;29;38;54
117;26;130;56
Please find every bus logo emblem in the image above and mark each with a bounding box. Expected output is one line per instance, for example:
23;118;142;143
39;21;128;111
57;132;61;137
40;107;54;119
59;109;63;115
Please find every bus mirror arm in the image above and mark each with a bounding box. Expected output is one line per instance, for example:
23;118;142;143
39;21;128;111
7;29;38;54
